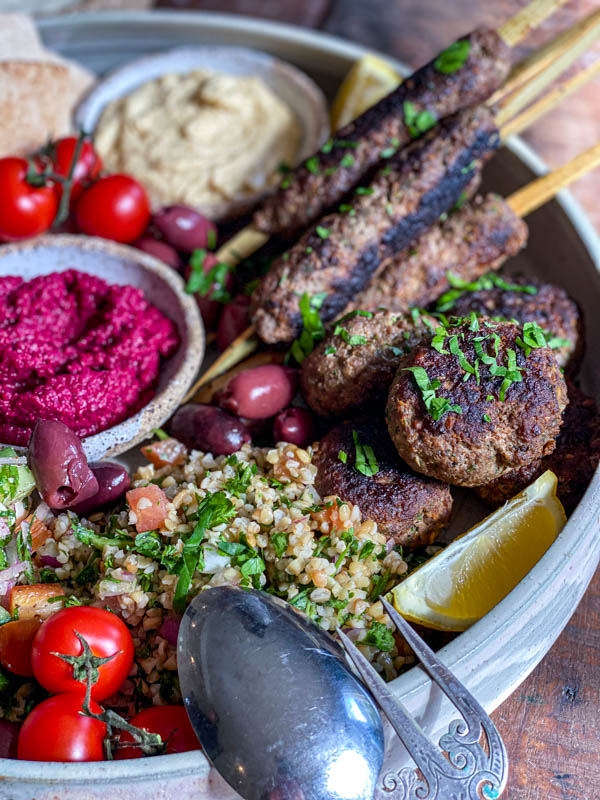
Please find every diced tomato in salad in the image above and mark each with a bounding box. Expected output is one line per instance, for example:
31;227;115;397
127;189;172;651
126;485;169;533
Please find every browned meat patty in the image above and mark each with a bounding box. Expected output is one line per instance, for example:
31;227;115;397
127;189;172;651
475;381;600;512
352;194;528;312
254;28;511;238
439;274;583;372
314;417;453;548
253;106;500;344
385;318;568;487
301;308;437;418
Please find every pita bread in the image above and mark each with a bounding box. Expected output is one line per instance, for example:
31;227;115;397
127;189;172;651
0;13;96;157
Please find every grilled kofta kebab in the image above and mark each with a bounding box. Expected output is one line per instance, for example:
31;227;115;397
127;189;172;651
253;106;500;344
254;28;511;239
475;380;600;513
385;317;568;487
313;416;452;548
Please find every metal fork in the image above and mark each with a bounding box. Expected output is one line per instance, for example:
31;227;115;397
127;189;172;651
337;597;508;800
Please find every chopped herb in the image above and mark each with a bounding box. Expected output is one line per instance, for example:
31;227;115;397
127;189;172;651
386;203;394;216
363;621;395;652
305;246;313;254
403;366;462;421
355;186;374;196
452;190;468;211
152;428;169;441
486;394;494;402
280;176;292;189
270;531;288;559
324;346;337;355
483;413;491;423
305;156;320;174
340;153;355;168
434;39;471;74
403;101;436;139
134;530;163;558
380;146;397;158
225;461;257;497
339;203;354;214
334;139;359;149
337;309;374;323
436;272;537;312
369;570;391;601
75;553;100;586
321;138;334;153
185;249;231;303
352;430;379;477
206;228;217;251
338;450;348;464
316;225;330;239
358;541;376;561
286;292;325;364
333;325;367;347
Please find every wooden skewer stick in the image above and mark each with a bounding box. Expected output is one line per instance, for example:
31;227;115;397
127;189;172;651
500;58;600;138
507;141;600;218
497;0;569;47
496;9;600;126
491;8;600;106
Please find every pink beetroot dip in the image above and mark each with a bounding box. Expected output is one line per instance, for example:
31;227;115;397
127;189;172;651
0;270;179;446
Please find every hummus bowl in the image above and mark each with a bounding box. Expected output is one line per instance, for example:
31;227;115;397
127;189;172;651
75;45;330;220
0;234;204;463
2;10;600;800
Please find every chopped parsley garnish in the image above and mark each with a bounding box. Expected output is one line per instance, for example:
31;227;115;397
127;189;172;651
337;309;374;323
483;413;491;423
225;461;257;497
185;249;231;303
173;492;236;612
270;531;289;559
403;366;462;421
316;225;330;239
434;39;471;74
363;621;395;652
358;541;376;561
321;138;334;153
436;272;537;312
380;146;397;158
305;156;320;174
339;203;354;214
286;292;326;365
355;186;374;196
324;346;337;355
206;228;217;251
340;153;355;168
280;175;292;189
352;430;379;477
0;453;35;507
403;101;436;139
338;450;348;464
333;324;367;347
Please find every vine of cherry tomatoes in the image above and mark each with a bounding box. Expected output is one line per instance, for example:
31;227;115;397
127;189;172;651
0;135;150;244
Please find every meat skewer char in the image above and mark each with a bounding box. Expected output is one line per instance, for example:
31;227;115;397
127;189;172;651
299;142;600;418
253;105;500;344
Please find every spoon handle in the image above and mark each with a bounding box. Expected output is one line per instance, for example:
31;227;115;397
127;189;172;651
337;600;509;800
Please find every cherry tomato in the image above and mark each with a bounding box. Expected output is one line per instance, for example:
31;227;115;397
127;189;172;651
31;606;134;700
115;705;200;758
49;136;103;206
17;694;106;762
0;157;57;242
0;618;41;676
75;174;150;243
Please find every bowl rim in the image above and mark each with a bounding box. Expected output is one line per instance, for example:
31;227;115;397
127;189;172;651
5;7;599;782
0;233;205;461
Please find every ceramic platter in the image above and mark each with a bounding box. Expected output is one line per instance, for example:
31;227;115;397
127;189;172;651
2;10;600;800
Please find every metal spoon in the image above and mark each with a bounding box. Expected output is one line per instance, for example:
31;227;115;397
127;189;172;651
177;585;384;800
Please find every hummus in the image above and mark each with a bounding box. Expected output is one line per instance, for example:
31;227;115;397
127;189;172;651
0;270;179;446
94;69;300;216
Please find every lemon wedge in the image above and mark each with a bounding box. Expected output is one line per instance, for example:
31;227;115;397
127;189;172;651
330;54;402;131
390;471;566;632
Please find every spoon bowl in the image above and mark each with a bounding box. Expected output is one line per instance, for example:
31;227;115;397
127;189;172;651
177;587;384;800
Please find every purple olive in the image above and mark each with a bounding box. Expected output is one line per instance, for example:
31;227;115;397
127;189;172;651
217;294;250;352
69;462;131;516
133;236;182;271
169;404;251;455
28;420;98;510
219;365;298;420
153;205;217;253
273;407;316;448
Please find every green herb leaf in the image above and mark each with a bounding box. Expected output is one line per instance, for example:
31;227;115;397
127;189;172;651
358;541;376;561
352;430;379;477
338;450;348;464
316;225;330;239
340;153;355;168
185;249;231;303
305;156;320;174
363;621;395;652
434;39;471;74
286;292;326;365
403;367;462;421
403;101;437;139
270;531;288;559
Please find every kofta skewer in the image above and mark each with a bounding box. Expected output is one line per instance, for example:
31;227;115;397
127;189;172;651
299;142;600;419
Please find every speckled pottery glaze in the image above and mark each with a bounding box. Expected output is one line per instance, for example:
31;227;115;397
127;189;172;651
1;11;599;800
76;44;330;219
0;234;204;462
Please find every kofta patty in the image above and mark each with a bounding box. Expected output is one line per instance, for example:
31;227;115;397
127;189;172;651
475;381;600;512
313;417;453;548
301;309;436;418
385;317;568;487
438;274;583;371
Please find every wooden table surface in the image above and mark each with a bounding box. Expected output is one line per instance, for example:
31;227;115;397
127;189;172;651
37;1;600;797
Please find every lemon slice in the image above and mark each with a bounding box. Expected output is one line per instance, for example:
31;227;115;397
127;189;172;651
330;54;402;131
390;471;566;632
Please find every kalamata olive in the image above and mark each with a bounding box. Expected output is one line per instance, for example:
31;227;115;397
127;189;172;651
217;294;250;352
169;404;251;455
133;236;181;271
153;205;217;253
273;407;316;448
219;365;298;420
69;462;131;516
185;253;234;330
28;420;98;510
0;719;21;758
